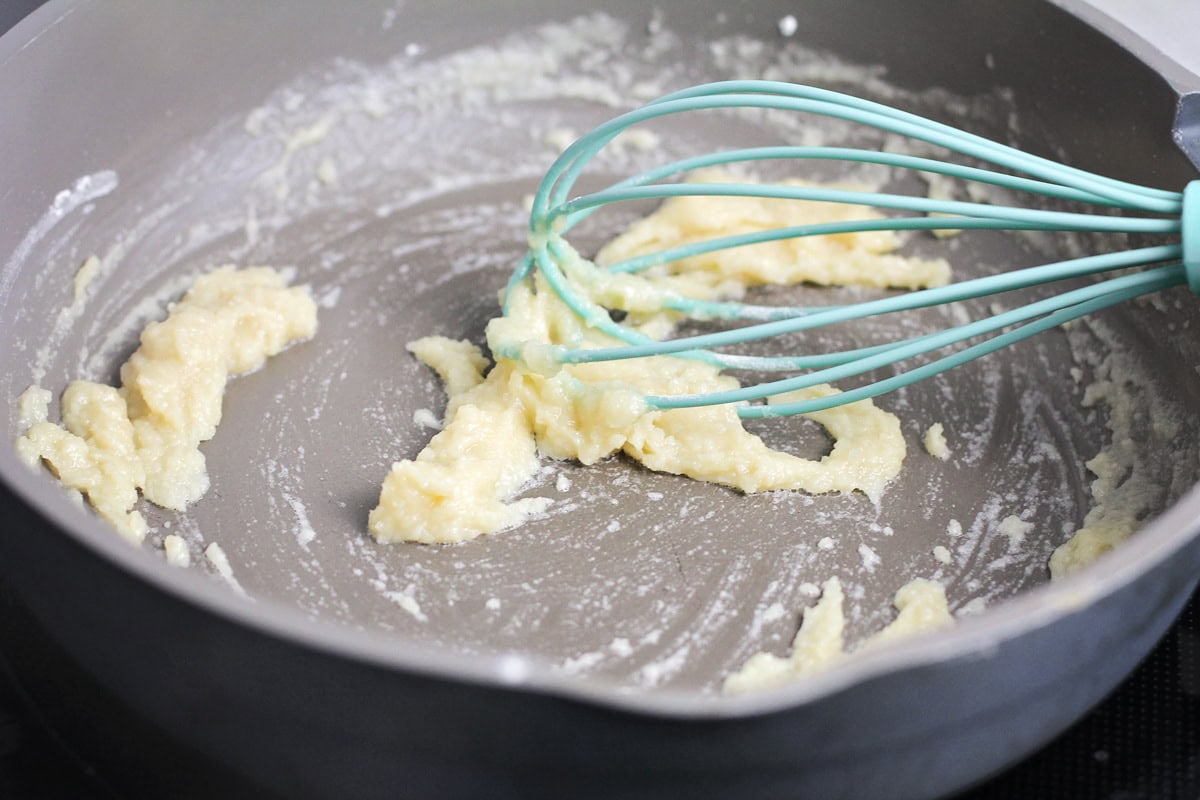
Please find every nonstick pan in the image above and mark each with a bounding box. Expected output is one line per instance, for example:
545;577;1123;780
1;1;1199;798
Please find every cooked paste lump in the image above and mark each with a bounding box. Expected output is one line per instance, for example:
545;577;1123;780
597;168;952;293
16;266;317;542
723;577;953;694
369;171;950;544
1048;352;1171;577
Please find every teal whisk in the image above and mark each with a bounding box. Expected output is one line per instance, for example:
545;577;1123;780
499;80;1199;417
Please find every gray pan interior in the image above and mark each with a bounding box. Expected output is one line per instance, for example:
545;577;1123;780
1;0;1199;701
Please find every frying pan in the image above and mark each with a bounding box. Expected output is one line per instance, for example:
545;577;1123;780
0;1;1198;798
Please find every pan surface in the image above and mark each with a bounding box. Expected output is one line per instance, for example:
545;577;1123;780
1;1;1199;798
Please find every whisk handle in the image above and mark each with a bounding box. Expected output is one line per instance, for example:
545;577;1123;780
1185;181;1200;294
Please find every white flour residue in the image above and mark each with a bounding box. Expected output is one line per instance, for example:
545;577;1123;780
1;170;118;301
762;602;787;623
560;650;606;676
284;493;318;548
204;542;246;595
636;645;692;688
11;172;118;383
384;589;427;622
252;111;341;200
956;597;988;617
998;515;1031;551
412;408;441;430
858;543;881;573
609;637;633;657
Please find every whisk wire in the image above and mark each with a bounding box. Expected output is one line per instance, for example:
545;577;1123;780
646;264;1184;414
633;81;1181;208
548;146;1138;243
534;89;1177;228
658;242;1182;325
504;80;1196;417
554;244;1184;367
740;268;1181;417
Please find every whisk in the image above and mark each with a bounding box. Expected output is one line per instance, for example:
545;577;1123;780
499;80;1198;417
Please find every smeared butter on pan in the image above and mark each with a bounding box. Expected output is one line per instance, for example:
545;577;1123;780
725;337;1175;694
723;577;953;694
1049;350;1174;577
369;170;950;544
597;168;951;293
723;576;847;694
15;266;317;542
369;338;555;544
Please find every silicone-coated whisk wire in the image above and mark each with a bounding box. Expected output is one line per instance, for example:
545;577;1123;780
501;80;1199;417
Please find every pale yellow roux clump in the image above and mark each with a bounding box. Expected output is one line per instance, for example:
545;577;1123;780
16;266;317;542
723;576;846;694
597;168;952;295
723;577;953;694
73;254;102;304
923;422;950;460
1049;353;1171;577
15;385;52;429
163;534;190;567
370;171;951;544
368;344;555;545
